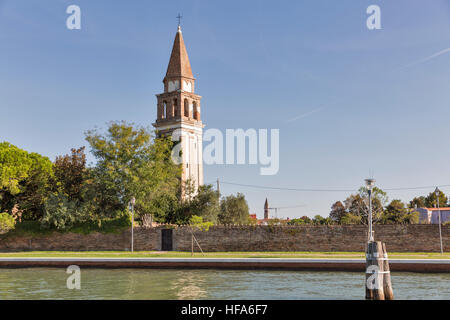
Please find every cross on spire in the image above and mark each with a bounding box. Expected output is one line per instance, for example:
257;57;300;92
177;13;183;27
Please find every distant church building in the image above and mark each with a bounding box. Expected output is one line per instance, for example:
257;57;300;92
153;25;204;194
264;198;269;220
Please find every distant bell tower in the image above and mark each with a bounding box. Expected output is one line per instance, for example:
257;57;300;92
153;24;204;195
264;198;269;219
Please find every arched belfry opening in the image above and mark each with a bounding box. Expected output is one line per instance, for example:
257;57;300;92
184;99;189;118
193;101;199;120
173;98;178;117
163;101;168;119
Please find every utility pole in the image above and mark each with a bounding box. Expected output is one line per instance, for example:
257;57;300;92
216;178;220;196
365;178;375;242
435;187;444;254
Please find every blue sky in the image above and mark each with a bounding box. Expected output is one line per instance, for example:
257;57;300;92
1;0;450;218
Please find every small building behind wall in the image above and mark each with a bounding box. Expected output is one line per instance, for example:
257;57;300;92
416;207;450;224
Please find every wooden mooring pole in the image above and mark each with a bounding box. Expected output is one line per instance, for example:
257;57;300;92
365;241;394;300
382;243;394;300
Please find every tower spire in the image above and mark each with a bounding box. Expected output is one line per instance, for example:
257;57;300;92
165;21;193;80
264;198;269;220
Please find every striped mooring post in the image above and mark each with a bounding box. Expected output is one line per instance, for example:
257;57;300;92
365;241;394;300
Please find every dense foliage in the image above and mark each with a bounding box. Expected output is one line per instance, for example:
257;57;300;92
1;121;445;234
0;142;54;220
85;121;181;219
218;193;250;225
326;187;441;225
0;122;251;235
0;212;15;234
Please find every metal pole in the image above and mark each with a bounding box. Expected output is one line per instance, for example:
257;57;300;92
368;189;373;242
365;178;375;242
131;204;134;253
130;196;135;254
436;189;443;254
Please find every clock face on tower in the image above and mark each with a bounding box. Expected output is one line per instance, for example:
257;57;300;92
168;80;180;92
183;80;192;93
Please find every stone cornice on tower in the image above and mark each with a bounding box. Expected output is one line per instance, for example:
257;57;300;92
165;27;194;81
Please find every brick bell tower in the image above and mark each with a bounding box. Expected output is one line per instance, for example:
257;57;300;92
153;25;204;195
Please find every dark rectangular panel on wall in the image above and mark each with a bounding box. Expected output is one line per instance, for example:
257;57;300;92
161;229;173;251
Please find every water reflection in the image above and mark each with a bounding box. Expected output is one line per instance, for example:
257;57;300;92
0;268;448;300
171;271;208;299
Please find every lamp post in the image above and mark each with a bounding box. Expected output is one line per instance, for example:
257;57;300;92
365;178;376;242
435;188;443;254
130;196;136;253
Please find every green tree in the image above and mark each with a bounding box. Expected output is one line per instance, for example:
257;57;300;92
343;187;387;224
0;212;15;234
312;215;333;225
300;216;312;224
405;210;420;224
17;152;55;220
424;190;448;208
341;213;362;224
312;215;324;225
287;218;306;225
85;122;181;219
0;142;33;195
189;185;220;223
0;142;54;220
54;147;87;202
382;199;408;224
344;194;366;221
329;201;346;223
218;193;249;225
409;196;426;209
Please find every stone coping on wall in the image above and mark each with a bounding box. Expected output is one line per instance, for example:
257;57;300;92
0;257;449;273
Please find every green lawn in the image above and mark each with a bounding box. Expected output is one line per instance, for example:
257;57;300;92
0;251;448;259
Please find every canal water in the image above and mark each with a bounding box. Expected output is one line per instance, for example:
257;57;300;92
0;268;448;300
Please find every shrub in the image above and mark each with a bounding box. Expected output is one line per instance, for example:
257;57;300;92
0;212;16;234
41;193;88;231
113;209;133;227
69;210;132;234
190;215;213;231
268;218;286;226
287;218;306;225
340;213;362;225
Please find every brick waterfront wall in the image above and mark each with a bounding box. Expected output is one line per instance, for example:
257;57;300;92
0;225;448;252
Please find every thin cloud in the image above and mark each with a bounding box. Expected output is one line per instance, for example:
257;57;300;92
286;107;323;123
405;47;450;68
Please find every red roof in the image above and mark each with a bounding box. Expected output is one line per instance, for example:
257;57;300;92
423;207;450;211
165;27;194;79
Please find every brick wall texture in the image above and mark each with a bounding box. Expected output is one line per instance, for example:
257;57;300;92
0;225;448;252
